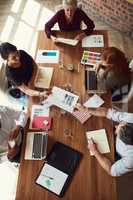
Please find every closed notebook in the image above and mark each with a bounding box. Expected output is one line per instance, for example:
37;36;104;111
32;116;52;130
36;142;82;197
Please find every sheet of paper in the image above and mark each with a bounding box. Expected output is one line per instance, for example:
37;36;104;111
30;105;49;129
83;94;104;108
81;51;101;66
56;37;79;46
34;67;54;88
86;129;110;155
82;35;104;48
48;86;79;113
36;50;60;64
36;163;68;195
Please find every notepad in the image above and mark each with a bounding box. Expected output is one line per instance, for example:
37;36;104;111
56;37;79;46
82;35;104;48
86;129;110;155
36;163;68;195
84;94;104;108
36;50;60;64
34;66;54;89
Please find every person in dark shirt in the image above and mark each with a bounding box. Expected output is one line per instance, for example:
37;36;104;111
45;0;95;42
0;42;49;98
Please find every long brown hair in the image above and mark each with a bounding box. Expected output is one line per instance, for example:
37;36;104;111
101;47;131;81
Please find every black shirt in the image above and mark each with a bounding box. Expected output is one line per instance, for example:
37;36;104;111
6;50;34;87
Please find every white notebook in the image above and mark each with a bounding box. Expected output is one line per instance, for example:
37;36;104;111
56;37;79;46
84;94;104;108
36;50;60;64
86;129;110;155
36;163;68;195
34;66;54;89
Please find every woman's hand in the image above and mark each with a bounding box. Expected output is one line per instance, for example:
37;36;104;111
74;33;86;41
8;126;20;141
7;144;20;159
40;90;51;99
51;35;57;43
74;103;87;112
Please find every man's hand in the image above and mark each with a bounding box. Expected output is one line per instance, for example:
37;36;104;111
88;138;98;155
74;33;86;41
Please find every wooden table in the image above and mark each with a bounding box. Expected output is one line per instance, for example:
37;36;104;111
15;30;117;200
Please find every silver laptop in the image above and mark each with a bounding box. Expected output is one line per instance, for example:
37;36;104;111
25;132;48;160
85;68;106;93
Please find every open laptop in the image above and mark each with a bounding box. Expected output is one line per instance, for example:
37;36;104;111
25;132;48;160
85;68;106;93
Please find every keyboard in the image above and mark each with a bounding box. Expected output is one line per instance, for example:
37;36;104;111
32;133;48;159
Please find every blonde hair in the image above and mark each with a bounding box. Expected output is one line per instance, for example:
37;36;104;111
62;0;77;7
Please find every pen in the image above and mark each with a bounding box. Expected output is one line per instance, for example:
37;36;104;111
42;174;54;180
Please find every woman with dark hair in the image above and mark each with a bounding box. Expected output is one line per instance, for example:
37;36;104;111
0;42;49;99
45;0;95;42
96;47;131;93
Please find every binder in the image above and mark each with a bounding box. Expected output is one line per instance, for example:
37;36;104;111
36;142;82;197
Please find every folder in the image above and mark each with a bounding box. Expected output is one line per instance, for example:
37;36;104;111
36;142;82;197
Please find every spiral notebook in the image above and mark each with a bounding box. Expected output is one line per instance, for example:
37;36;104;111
36;142;82;197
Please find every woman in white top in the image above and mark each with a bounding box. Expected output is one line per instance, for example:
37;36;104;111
0;106;28;163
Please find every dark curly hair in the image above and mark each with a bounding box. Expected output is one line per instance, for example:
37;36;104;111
0;42;17;60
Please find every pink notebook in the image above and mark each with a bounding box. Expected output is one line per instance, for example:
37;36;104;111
32;116;52;130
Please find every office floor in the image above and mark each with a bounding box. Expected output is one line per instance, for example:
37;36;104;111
0;0;133;200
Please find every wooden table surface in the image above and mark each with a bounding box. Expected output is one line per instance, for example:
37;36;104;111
15;30;117;200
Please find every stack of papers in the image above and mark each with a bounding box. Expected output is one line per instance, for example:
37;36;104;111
56;37;79;46
36;50;60;64
86;129;110;155
84;94;104;108
82;35;104;48
34;66;54;89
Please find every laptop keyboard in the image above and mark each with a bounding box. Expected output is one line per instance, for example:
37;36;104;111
32;133;43;159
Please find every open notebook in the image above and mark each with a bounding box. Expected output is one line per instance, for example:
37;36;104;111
34;66;54;89
86;129;110;155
